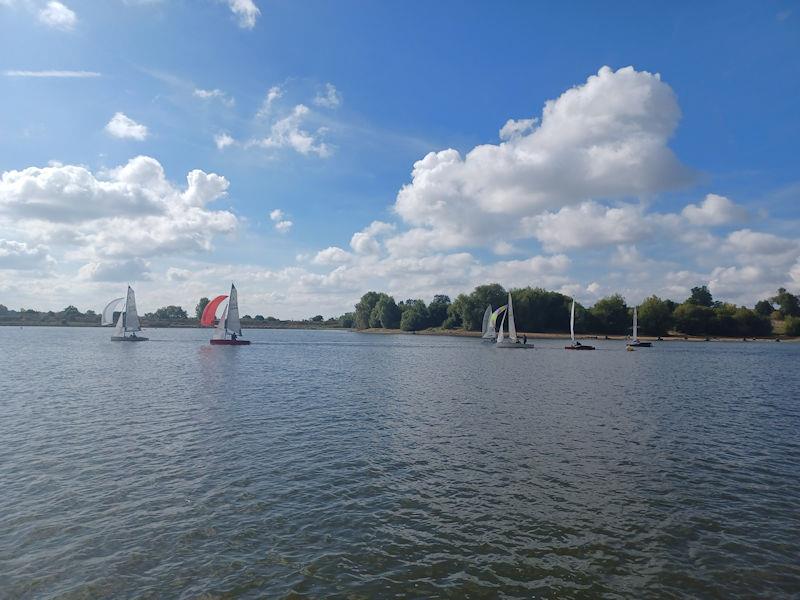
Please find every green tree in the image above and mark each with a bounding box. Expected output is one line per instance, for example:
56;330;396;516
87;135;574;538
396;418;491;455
687;285;714;307
754;299;774;316
195;297;210;319
0;304;7;314
443;295;466;329
784;315;800;336
61;305;82;318
590;294;629;334
339;312;355;328
771;288;800;317
354;291;382;329
153;305;188;320
374;296;401;328
400;302;429;331
511;287;571;333
254;315;265;321
427;294;451;328
732;307;772;337
673;303;714;335
637;295;673;336
311;315;324;322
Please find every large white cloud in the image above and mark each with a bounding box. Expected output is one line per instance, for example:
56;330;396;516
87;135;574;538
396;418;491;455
0;156;238;263
250;104;330;157
0;239;54;270
226;0;260;29
682;194;748;226
393;66;694;250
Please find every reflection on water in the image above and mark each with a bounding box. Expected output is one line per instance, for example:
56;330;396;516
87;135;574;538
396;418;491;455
1;327;799;598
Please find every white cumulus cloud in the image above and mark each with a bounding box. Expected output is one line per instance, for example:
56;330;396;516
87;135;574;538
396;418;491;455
105;112;149;141
682;194;748;226
313;83;341;109
214;132;235;149
250;104;330;157
0;239;54;270
226;0;259;29
38;1;76;30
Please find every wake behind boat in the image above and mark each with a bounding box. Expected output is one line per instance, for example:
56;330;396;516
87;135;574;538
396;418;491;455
201;283;251;346
565;299;594;350
627;306;651;348
102;286;148;342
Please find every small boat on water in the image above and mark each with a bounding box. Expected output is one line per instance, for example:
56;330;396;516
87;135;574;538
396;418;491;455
103;286;148;342
496;292;532;348
565;299;594;350
201;283;251;346
626;306;651;348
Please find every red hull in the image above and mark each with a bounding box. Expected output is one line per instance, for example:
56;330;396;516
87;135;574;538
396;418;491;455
210;339;251;345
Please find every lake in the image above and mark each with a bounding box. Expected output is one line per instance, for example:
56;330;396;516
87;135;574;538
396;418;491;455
1;327;799;598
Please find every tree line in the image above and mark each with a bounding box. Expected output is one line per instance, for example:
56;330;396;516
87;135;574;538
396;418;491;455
342;285;800;337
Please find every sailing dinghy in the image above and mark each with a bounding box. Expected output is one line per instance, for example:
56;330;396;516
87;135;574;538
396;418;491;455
103;286;148;341
496;292;531;348
565;299;594;350
626;306;651;348
201;283;251;345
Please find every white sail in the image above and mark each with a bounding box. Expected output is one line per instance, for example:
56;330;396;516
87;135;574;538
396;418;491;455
213;305;228;339
101;297;124;326
496;311;506;345
113;307;125;337
507;292;517;342
125;286;141;332
226;284;242;335
570;299;575;343
632;306;638;342
481;305;493;339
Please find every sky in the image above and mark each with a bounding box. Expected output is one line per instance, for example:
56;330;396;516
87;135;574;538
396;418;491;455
1;0;799;318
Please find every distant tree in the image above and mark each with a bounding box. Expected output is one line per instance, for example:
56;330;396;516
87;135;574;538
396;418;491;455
339;312;356;328
732;307;772;337
771;288;800;318
443;295;466;329
590;294;629;334
637;295;673;336
784;316;800;336
368;294;392;328
400;301;429;331
254;314;265;321
355;291;383;329
374;296;401;328
0;304;7;314
153;305;188;320
673;303;714;335
61;305;82;318
687;285;714;307
512;287;571;333
427;294;451;328
754;299;774;317
311;315;324;322
266;316;279;322
84;309;97;317
243;315;253;320
195;297;210;319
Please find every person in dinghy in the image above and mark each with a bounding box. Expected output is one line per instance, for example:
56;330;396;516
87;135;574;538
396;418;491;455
102;286;148;342
201;283;251;346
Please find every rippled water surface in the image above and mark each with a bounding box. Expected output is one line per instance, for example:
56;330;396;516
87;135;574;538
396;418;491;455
1;327;799;599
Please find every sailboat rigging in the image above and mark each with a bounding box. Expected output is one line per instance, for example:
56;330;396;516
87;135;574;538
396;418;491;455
627;305;651;348
565;299;594;350
201;283;251;346
104;286;148;342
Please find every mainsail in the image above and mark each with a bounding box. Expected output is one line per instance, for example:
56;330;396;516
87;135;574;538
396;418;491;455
632;306;638;342
570;299;575;343
125;286;141;332
481;305;493;339
226;284;242;335
507;292;517;342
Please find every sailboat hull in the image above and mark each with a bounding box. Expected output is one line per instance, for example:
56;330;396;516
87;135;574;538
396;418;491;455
565;344;594;350
495;341;532;349
111;336;148;342
210;339;251;345
626;341;651;347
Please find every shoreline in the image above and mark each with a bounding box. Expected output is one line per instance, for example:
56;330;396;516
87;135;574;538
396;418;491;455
353;327;800;342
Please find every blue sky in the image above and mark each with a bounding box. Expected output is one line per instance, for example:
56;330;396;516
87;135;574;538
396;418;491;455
1;0;799;317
